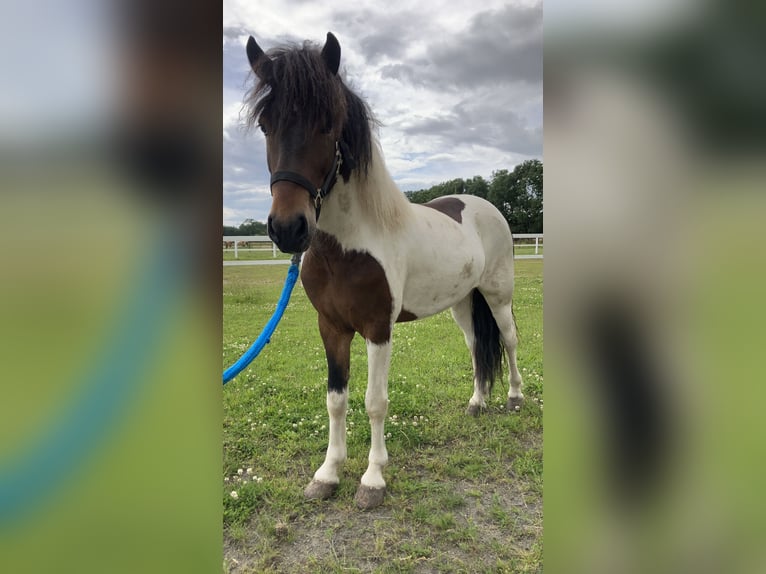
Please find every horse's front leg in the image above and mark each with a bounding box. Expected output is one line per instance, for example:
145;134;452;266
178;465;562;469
355;337;392;510
305;317;353;500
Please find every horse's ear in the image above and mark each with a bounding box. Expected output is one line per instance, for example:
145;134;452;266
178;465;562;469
246;36;272;80
321;32;341;76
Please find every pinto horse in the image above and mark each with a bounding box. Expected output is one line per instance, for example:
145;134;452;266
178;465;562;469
245;32;523;509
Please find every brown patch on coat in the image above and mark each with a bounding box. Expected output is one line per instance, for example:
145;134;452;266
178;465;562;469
301;231;393;345
423;196;465;223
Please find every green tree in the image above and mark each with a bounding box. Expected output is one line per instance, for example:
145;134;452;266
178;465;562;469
406;178;466;204
223;220;269;236
487;160;543;233
237;220;268;235
403;163;542;233
464;175;489;199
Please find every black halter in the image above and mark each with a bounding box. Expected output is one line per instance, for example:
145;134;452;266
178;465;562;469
270;141;344;220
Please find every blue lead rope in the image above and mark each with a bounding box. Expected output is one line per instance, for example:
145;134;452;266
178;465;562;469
223;256;301;384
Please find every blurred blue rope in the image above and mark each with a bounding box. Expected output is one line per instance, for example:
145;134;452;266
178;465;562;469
0;235;180;528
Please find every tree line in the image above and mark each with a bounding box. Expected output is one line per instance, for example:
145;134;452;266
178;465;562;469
223;159;542;235
223;219;267;236
404;159;542;233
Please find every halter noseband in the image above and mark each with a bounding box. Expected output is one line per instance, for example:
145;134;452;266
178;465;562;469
269;141;344;220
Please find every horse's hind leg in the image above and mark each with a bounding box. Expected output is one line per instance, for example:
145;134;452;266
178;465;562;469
484;296;524;411
451;296;487;415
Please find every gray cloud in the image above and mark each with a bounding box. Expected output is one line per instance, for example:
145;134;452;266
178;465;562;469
223;1;542;223
223;26;249;41
380;3;542;89
398;91;542;156
352;11;430;63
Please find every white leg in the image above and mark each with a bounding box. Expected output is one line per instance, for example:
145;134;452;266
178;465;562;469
451;296;487;415
507;343;524;407
485;299;525;410
305;389;348;499
355;340;391;509
313;389;348;483
305;320;352;500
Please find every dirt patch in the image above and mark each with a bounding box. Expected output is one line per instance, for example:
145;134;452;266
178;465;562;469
224;432;542;573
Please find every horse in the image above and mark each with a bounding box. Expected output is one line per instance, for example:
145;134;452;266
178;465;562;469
244;32;524;509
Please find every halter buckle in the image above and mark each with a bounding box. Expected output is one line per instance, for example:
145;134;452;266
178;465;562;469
334;141;343;177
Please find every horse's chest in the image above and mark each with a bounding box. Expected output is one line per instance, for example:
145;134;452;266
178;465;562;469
301;232;394;344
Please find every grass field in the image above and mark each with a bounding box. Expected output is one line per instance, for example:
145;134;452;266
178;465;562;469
223;259;543;573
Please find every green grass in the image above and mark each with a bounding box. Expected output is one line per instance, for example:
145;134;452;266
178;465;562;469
223;259;543;572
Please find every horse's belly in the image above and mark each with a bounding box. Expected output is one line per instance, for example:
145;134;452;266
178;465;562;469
399;251;483;318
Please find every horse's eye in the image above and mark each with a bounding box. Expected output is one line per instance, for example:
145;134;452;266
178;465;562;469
258;123;269;135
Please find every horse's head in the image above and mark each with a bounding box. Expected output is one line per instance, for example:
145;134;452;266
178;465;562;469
246;33;348;254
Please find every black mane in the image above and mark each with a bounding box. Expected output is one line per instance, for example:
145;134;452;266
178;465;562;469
244;40;376;180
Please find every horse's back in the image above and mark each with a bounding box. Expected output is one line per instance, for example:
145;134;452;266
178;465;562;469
397;195;515;317
433;194;516;299
424;194;514;264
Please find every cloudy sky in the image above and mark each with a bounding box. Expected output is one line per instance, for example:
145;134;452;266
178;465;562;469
223;0;542;226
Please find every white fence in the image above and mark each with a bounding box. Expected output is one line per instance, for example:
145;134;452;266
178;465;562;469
223;235;277;258
512;233;544;259
223;233;542;262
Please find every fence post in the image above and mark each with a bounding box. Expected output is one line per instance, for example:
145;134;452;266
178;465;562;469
234;241;238;259
272;241;277;257
535;236;539;255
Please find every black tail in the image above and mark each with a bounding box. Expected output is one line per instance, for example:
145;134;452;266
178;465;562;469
471;289;505;396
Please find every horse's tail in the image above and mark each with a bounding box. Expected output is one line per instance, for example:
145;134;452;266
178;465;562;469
471;289;505;396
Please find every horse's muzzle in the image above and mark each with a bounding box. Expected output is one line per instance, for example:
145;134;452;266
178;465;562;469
267;214;312;254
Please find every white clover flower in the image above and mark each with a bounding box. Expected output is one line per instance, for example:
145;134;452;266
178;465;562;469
230;491;239;499
237;468;244;475
246;468;253;475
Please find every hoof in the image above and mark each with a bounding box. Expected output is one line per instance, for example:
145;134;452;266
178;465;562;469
304;480;338;500
507;396;524;412
354;485;386;510
465;403;486;417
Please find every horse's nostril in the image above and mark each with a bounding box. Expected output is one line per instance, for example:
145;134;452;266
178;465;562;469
267;216;278;240
295;215;308;238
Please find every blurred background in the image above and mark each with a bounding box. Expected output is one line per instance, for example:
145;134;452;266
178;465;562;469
0;1;221;572
2;0;765;572
545;0;766;572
